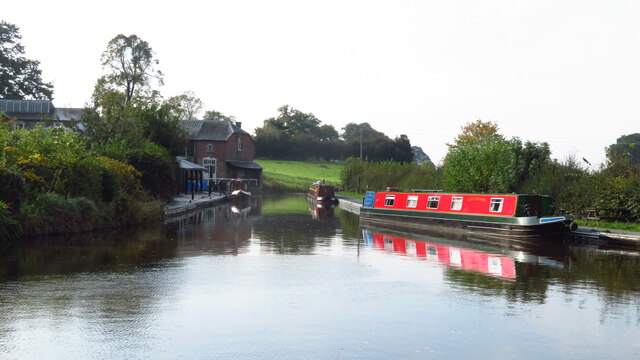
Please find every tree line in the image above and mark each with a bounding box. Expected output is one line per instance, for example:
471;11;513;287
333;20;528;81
342;120;640;223
254;105;415;163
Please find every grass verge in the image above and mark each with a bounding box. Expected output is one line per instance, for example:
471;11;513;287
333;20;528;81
575;219;640;232
257;159;343;192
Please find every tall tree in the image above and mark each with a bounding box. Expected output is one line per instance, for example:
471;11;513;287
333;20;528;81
443;121;550;193
449;119;502;147
203;109;235;121
606;133;640;166
0;20;54;99
165;91;203;120
99;34;163;104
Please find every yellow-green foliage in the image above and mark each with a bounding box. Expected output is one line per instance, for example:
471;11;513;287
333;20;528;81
258;159;343;192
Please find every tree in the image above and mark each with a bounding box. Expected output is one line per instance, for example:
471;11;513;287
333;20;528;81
341;122;384;141
0;20;54;99
99;34;163;104
203;109;235;121
449;119;502;147
606;133;640;166
442;121;550;193
264;105;321;137
165;91;203;120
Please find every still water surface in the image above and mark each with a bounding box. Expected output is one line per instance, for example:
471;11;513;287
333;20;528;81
1;195;640;359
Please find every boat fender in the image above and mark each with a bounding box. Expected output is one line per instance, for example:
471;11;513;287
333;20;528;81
569;221;578;232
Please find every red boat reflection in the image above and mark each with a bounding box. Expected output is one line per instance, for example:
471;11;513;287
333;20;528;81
363;229;516;279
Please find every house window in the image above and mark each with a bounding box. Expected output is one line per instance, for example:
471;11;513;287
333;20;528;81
450;197;463;211
427;196;440;209
203;157;216;180
15;122;26;129
237;137;243;151
206;143;213;152
406;195;418;208
490;198;504;213
384;195;395;207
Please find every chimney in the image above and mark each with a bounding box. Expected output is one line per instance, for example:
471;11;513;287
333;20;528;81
235;121;242;128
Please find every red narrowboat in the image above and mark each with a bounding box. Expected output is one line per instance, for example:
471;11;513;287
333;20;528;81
360;190;577;239
308;181;338;203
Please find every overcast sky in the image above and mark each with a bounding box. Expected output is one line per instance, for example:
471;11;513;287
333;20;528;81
4;0;639;166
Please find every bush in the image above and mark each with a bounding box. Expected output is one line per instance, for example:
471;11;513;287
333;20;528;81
126;141;178;201
0;168;25;214
21;193;101;235
341;158;442;193
0;201;21;243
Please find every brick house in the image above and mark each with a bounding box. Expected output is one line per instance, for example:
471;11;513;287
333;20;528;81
0;99;83;129
180;120;262;189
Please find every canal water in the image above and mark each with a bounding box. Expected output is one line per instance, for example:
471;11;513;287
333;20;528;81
1;195;639;359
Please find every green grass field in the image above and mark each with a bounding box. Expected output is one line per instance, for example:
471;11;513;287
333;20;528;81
256;159;343;192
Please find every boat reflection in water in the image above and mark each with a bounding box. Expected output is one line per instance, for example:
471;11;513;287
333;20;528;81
309;202;336;220
362;228;517;279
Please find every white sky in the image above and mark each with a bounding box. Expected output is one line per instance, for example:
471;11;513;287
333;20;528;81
4;0;640;166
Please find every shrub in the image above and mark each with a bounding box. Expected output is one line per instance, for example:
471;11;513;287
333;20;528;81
0;200;21;243
21;193;101;235
126;141;178;201
0;168;25;214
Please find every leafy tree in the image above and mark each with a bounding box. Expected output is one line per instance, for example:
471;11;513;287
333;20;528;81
442;121;550;193
0;20;54;99
606;133;640;166
317;124;339;142
203;109;235;121
341;122;384;141
264;105;321;137
99;34;163;104
165;91;203;120
449;119;502;147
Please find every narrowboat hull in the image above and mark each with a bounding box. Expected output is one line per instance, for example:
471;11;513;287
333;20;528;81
360;207;573;240
360;191;576;240
308;183;338;203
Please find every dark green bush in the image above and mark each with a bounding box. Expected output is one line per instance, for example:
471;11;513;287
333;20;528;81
0;168;25;214
126;141;178;201
21;193;101;235
0;201;21;243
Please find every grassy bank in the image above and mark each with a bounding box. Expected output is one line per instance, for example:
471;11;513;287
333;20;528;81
258;159;343;192
575;219;640;232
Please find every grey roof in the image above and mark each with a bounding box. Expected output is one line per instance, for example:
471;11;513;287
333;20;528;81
0;99;83;122
177;157;206;170
226;160;263;170
0;99;54;113
180;120;249;141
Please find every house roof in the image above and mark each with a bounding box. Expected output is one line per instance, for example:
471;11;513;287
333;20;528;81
0;99;54;113
226;160;263;170
0;99;82;122
180;120;249;141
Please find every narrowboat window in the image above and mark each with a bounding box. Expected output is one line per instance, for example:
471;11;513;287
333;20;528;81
451;197;463;210
427;196;440;209
384;195;395;207
490;198;504;212
406;195;418;208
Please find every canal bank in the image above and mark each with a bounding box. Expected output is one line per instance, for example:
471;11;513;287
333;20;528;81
164;193;227;218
